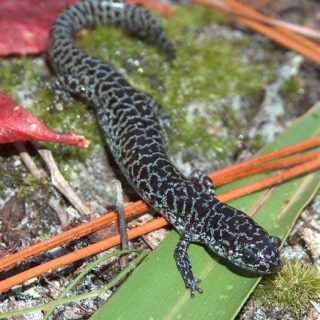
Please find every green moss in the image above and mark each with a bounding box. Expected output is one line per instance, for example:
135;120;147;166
280;77;304;102
255;260;320;316
0;172;21;193
0;57;39;96
0;158;40;200
76;5;271;158
18;184;38;201
33;94;102;163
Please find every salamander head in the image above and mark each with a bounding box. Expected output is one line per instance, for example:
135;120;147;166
204;203;282;274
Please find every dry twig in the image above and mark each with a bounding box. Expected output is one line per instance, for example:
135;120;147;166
31;141;92;216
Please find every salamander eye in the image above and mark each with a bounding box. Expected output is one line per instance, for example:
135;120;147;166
242;248;257;264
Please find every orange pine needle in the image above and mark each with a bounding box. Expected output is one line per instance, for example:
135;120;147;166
220;157;320;202
0;218;167;293
192;0;320;64
212;150;320;186
211;136;320;183
126;0;177;16
233;9;320;41
0;200;148;272
224;0;320;49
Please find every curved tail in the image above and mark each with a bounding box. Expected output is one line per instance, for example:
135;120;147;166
49;0;175;74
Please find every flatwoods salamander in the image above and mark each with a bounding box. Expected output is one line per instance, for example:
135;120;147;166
49;0;281;296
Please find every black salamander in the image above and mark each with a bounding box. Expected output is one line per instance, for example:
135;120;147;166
48;0;281;296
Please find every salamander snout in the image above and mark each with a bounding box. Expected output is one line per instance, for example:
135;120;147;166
204;202;283;275
267;235;282;272
234;233;282;275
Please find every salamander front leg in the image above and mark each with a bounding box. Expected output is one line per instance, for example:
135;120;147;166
174;232;203;297
48;75;88;108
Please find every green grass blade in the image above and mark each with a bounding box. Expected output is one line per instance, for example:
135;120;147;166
0;251;147;320
44;249;140;320
91;105;320;320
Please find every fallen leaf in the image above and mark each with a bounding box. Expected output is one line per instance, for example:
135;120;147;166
0;196;26;242
0;91;90;147
0;0;175;56
0;0;76;56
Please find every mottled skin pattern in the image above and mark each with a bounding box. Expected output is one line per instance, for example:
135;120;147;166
49;0;282;296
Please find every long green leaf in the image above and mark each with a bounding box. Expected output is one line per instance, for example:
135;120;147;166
91;104;320;319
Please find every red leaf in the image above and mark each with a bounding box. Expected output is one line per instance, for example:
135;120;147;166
0;0;76;56
0;92;89;148
0;0;175;56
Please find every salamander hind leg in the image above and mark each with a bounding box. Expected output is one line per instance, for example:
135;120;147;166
190;170;215;197
174;232;203;298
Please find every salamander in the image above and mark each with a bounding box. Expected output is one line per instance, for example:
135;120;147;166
48;0;281;296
